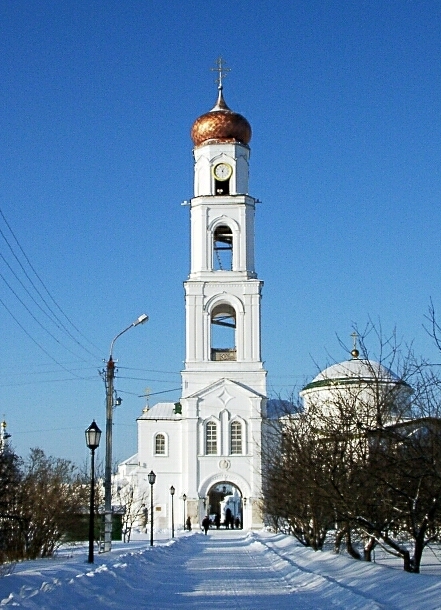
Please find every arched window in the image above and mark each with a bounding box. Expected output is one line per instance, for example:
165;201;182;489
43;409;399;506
206;422;217;455
155;433;166;455
211;303;236;361
230;421;242;454
213;225;233;271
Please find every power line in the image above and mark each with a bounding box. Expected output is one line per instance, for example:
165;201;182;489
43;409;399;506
118;366;181;375
0;297;85;378
0;206;102;360
0;269;91;363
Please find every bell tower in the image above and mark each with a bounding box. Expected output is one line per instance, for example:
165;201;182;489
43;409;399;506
177;62;266;528
125;61;266;531
181;62;267;400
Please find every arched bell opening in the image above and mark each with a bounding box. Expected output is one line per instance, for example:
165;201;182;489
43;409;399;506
213;224;233;271
211;303;236;361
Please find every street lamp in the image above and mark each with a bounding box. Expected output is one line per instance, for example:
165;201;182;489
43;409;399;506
85;420;101;564
242;497;247;530
183;493;187;530
170;486;175;538
103;314;148;553
148;470;156;546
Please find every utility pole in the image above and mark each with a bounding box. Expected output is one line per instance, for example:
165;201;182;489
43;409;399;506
103;355;115;553
102;314;148;553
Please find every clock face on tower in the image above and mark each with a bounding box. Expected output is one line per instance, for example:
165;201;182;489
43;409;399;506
213;162;233;181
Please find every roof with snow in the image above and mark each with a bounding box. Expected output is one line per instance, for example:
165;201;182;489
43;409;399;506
301;358;403;393
137;402;182;420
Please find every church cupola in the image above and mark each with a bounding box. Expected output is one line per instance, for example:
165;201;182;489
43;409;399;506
190;60;252;199
190;86;252;148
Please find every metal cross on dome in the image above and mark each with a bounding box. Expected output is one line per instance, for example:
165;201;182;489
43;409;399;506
351;331;359;352
211;56;231;89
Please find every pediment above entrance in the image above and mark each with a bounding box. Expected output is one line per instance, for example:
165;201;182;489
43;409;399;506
185;377;264;402
182;377;265;420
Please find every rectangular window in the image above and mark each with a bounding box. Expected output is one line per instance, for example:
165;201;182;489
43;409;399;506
206;422;217;455
231;422;242;454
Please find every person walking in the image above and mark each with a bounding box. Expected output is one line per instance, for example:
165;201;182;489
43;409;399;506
202;515;210;535
225;507;232;529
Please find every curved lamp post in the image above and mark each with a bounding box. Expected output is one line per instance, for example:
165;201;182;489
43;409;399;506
85;420;101;564
183;493;187;530
170;486;175;538
148;470;156;546
103;314;148;553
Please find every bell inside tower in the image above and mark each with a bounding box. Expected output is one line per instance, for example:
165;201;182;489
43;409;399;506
213;225;233;270
210;303;236;361
215;177;230;195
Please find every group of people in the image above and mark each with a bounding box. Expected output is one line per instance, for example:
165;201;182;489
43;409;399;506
200;508;241;534
224;507;241;529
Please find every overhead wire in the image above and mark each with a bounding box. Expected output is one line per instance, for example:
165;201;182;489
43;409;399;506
0;296;85;378
0;207;102;361
0;268;92;364
0;208;183;395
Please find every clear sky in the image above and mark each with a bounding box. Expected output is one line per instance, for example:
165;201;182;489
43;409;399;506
1;0;440;465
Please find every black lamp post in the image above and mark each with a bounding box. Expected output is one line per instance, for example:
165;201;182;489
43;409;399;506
170;486;175;538
242;497;247;530
85;420;101;564
182;493;187;529
148;470;156;546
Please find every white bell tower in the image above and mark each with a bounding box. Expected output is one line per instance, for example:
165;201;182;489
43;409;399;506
127;62;267;531
177;61;266;528
181;70;267;400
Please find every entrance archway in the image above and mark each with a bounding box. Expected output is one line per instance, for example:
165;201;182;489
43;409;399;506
202;482;245;530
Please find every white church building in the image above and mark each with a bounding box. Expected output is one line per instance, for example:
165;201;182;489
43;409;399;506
117;72;266;530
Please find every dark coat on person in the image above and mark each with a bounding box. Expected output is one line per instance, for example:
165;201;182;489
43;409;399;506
202;516;210;534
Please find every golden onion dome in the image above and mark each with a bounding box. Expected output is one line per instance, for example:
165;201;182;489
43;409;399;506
191;86;251;147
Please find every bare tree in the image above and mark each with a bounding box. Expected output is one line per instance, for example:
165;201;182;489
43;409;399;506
114;482;150;543
263;324;441;572
0;450;22;564
262;402;334;550
16;448;88;559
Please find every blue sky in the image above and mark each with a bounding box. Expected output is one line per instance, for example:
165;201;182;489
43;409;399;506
1;0;440;464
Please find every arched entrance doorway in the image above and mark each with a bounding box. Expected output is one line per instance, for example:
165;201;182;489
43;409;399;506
202;482;244;529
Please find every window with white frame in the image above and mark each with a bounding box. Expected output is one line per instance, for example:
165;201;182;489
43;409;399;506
206;422;217;455
230;421;242;454
155;433;166;455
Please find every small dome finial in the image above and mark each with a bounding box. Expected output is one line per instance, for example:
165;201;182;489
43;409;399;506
210;57;231;111
350;331;359;359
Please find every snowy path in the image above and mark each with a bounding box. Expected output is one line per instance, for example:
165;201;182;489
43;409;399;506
0;531;440;609
163;531;296;607
172;531;385;609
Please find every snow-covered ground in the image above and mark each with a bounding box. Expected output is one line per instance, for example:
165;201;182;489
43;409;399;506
0;530;440;609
